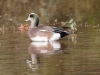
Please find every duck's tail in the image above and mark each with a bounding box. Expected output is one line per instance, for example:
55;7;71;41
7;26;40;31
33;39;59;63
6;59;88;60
60;31;71;38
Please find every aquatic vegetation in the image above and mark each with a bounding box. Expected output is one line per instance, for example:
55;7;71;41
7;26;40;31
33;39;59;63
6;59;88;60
61;19;77;33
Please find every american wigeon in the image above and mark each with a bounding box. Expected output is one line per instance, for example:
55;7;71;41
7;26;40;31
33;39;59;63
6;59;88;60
25;13;70;41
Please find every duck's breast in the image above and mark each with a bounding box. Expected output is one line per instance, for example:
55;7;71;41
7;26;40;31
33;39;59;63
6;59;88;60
28;27;53;41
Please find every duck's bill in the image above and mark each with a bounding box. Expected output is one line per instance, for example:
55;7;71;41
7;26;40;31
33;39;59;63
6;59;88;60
25;19;29;22
25;17;31;22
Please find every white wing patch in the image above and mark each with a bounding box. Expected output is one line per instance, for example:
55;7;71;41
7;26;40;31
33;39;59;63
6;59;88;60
40;30;47;32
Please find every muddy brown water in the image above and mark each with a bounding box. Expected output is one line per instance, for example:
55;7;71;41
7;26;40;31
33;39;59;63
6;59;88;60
0;0;100;75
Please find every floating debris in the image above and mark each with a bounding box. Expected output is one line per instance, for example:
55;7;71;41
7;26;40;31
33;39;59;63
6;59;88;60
8;18;13;21
18;24;29;31
54;19;57;23
18;24;29;33
61;19;77;33
93;24;100;28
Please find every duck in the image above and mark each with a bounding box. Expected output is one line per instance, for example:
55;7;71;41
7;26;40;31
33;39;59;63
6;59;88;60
25;13;70;41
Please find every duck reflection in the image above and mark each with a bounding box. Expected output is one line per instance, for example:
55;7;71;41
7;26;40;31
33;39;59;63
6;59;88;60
26;41;67;71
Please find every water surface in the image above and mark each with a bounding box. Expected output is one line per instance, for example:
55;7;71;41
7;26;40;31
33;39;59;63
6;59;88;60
0;0;100;75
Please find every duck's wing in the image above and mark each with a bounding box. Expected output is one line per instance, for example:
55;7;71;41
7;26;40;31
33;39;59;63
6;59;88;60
38;25;68;33
50;26;66;33
37;26;69;38
50;26;70;38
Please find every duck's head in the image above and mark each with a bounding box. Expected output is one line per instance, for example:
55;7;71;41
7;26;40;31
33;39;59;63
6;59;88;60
25;13;39;27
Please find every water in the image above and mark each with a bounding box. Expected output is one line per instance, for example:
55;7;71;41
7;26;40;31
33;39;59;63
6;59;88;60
0;0;100;75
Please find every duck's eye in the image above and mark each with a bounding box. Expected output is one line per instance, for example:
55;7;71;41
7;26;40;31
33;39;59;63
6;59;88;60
30;14;34;17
